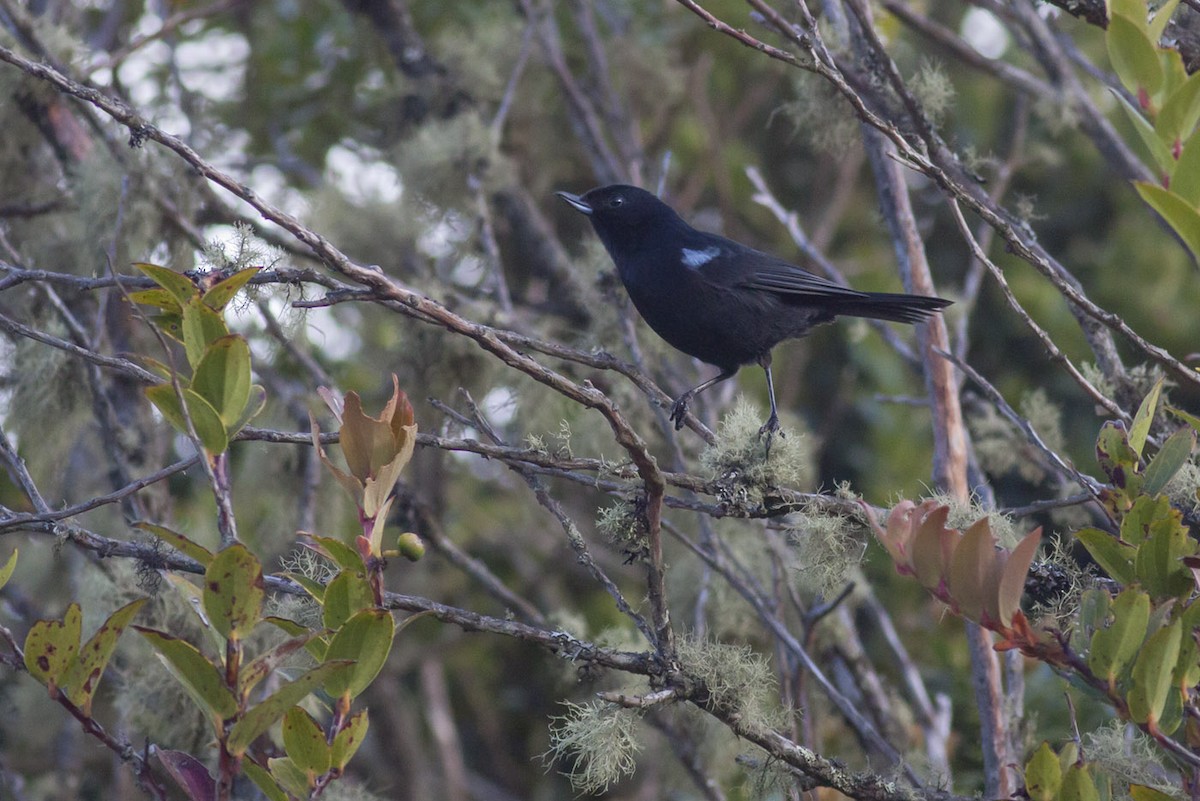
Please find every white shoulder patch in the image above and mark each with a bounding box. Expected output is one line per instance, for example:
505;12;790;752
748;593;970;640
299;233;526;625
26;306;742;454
681;246;722;269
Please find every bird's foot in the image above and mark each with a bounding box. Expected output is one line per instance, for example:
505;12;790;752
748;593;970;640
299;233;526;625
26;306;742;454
758;413;782;456
669;395;692;430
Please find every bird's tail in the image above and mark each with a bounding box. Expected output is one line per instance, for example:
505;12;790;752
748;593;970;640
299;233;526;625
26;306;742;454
833;292;952;325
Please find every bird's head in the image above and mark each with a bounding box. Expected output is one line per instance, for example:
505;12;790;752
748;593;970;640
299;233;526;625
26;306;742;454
556;185;684;248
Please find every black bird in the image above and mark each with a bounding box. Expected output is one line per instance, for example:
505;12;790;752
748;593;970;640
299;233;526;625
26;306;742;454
557;184;951;437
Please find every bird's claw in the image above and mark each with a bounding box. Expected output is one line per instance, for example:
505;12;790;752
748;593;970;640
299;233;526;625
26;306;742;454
758;414;782;456
669;396;691;430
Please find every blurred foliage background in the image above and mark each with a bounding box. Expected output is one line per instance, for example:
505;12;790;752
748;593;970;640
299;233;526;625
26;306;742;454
1;0;1199;798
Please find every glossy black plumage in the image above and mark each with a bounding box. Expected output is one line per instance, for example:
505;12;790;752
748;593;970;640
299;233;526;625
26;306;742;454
557;184;951;436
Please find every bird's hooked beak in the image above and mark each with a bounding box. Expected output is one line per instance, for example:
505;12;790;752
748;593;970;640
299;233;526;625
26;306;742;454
555;191;593;215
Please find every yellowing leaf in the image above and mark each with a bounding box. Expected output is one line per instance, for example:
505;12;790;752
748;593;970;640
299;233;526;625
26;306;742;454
1025;742;1062;801
24;603;81;689
0;549;16;591
203;544;264;642
202;267;260;311
61;599;146;714
331;710;369;769
134;263;199;307
282;706;331;777
134;521;214;567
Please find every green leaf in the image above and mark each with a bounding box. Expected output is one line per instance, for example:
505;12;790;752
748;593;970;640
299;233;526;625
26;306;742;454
242;759;288;801
202;267;260;311
240;633;324;696
1158;677;1184;733
1088;587;1150;685
284;572;327;604
227;384;266;437
1156;63;1200;145
304;535;366;573
1135;181;1200;263
267;757;311;799
1025;742;1063;801
324;609;395;700
1168;404;1200;432
144;383;231;454
61;599;146;714
149;312;185;342
135;627;237;723
1174;601;1200;693
322;570;375;631
331;710;369;769
1171;130;1200;206
161;574;225;653
1114;90;1177;174
1076;528;1137;585
1132;786;1180;801
133;521;213;567
134;263;198;307
1127;495;1195;598
265;615;329;662
203;544;264;641
184;390;230;454
1143;426;1195;495
1130;377;1164;457
181;298;229;369
1108;14;1165;97
1128;619;1183;724
191;335;252;428
1149;0;1181;42
1109;0;1149;30
282;706;331;776
1061;762;1100;801
1096;421;1142;492
226;661;355;756
0;548;17;591
24;603;81;689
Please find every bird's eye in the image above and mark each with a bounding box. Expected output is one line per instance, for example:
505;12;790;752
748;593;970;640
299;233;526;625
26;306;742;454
609;196;624;208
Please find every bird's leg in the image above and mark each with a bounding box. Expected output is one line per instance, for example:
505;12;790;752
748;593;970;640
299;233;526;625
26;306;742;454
758;356;782;454
669;367;738;430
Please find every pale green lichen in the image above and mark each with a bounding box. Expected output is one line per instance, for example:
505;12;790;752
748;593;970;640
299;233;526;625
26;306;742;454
700;397;813;507
677;633;790;730
545;701;642;794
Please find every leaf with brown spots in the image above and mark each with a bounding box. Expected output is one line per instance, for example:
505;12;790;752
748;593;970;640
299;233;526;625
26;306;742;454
202;544;264;641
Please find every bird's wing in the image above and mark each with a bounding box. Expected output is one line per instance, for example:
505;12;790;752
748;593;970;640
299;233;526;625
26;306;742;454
736;264;871;299
695;239;870;300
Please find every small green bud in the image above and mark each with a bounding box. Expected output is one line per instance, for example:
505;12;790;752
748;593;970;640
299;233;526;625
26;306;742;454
397;532;425;561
